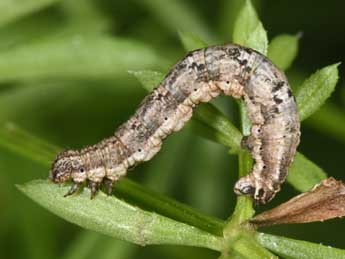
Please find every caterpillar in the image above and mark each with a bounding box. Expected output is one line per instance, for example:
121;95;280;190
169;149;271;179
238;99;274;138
50;44;300;204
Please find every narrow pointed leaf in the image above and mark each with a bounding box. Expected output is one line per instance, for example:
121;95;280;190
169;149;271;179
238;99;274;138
296;63;340;121
232;0;268;54
233;0;260;45
243;22;268;54
257;233;345;259
268;34;300;71
18;180;222;250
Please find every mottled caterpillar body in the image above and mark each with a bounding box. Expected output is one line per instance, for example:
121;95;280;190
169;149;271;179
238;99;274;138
50;44;300;204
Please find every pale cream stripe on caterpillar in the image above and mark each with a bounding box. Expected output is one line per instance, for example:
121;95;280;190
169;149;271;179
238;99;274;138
50;44;300;204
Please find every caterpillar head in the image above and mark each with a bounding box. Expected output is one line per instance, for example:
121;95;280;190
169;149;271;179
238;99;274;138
50;150;84;183
234;176;256;197
234;176;277;205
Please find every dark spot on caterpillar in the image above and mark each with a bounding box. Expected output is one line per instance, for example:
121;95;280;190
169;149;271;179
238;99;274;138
189;62;205;72
138;149;142;152
194;88;197;91
164;117;168;120
239;59;248;66
274;96;283;104
227;48;241;59
273;81;285;92
226;81;230;84
176;62;186;70
287;89;293;98
274;107;280;114
242;47;253;55
156;93;164;100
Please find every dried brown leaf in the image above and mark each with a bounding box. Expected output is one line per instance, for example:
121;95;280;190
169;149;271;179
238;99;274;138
250;177;345;227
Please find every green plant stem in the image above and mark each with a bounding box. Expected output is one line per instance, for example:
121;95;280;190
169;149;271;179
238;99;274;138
220;103;263;259
230;102;255;225
231;234;279;259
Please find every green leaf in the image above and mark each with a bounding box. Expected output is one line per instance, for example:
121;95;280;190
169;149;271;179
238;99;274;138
243;22;268;54
296;63;340;121
17;180;223;251
0;36;165;82
218;0;263;40
306;103;345;145
178;31;208;51
233;0;260;45
226;151;255;227
232;0;268;54
0;0;60;27
257;233;345;259
287;152;327;192
268;34;300;71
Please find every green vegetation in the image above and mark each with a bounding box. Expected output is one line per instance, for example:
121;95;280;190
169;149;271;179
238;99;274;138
0;0;344;258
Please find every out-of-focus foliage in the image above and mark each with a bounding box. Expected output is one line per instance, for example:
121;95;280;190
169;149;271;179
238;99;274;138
0;0;344;259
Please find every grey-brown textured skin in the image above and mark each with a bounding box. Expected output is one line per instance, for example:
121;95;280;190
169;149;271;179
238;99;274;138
50;44;300;204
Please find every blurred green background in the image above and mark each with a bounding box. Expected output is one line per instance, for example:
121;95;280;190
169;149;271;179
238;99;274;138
0;0;344;258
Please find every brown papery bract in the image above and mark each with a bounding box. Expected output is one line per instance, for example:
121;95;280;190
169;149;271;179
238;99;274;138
250;177;345;227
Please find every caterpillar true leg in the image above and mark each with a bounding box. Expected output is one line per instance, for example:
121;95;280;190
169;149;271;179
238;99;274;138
64;181;82;197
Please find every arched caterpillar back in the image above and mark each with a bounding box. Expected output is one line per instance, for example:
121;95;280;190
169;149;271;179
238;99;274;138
50;44;300;204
